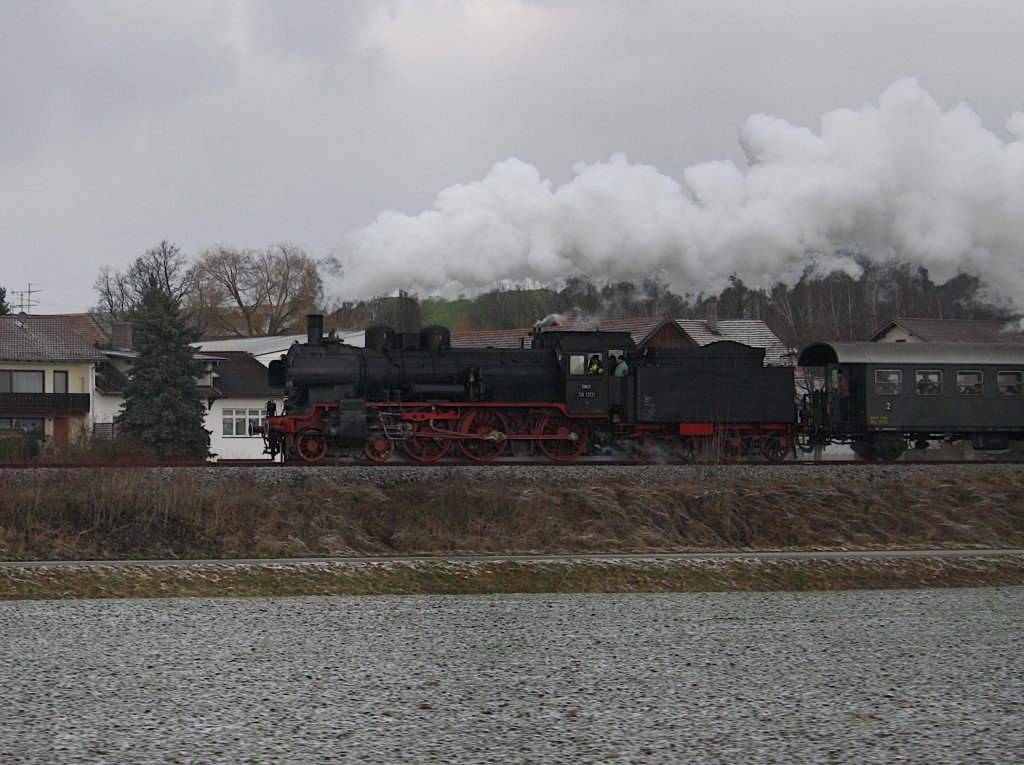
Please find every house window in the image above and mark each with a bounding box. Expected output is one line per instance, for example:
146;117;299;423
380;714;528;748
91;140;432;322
0;417;44;432
0;370;45;393
914;369;942;396
223;408;266;437
53;371;68;394
997;371;1023;396
956;371;983;395
874;369;902;395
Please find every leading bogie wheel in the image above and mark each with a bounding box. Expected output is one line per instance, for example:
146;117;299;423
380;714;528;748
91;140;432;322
364;434;394;463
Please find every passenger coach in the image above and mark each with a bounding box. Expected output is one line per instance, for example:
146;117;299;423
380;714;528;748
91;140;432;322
797;342;1024;460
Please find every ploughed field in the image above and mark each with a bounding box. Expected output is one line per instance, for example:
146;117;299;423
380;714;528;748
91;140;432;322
2;589;1022;763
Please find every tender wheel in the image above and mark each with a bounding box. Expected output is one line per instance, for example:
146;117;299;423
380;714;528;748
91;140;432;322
403;425;452;463
534;414;588;462
761;433;790;462
673;437;696;464
364;434;394;463
715;430;743;463
295;428;328;463
458;408;509;462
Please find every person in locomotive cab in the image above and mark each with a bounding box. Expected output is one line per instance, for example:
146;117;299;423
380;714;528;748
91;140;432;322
588;354;604;375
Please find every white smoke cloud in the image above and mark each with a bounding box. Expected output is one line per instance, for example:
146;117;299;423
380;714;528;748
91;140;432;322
333;79;1024;310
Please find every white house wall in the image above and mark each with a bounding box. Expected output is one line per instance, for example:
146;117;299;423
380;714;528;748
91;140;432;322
207;397;284;460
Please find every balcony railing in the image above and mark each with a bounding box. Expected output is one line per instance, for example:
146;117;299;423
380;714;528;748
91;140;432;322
0;393;91;415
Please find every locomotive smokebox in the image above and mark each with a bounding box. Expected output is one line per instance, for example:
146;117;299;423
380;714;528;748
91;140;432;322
306;314;324;346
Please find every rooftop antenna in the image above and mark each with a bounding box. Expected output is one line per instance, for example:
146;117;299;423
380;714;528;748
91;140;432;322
11;284;41;314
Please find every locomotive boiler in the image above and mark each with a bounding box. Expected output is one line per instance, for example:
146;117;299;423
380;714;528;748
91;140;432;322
260;315;799;463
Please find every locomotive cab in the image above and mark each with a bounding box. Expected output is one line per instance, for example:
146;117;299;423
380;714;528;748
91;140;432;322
531;330;636;415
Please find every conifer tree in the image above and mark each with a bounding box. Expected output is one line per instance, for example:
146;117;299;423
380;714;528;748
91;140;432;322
116;279;210;459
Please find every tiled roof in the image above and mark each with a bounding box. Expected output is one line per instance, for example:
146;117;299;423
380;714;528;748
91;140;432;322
546;316;682;347
677;319;792;365
450;327;536;349
0;314;109;363
210;351;281;398
452;317;683;349
870;318;1024;344
451;316;790;364
47;314;111;346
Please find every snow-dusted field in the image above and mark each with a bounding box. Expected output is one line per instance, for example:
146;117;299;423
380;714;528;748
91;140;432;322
2;588;1021;764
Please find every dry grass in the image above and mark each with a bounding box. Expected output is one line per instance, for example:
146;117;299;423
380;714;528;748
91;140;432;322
3;557;1022;601
2;470;1023;562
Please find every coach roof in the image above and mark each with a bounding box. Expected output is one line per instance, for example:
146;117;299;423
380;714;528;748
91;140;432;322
798;341;1024;367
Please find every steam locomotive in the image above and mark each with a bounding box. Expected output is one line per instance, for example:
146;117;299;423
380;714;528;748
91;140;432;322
261;315;799;463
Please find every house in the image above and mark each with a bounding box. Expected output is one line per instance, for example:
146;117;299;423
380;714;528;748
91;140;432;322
95;340;285;460
0;312;108;449
451;315;694;351
451;310;791;365
195;329;365;366
870;317;1024;344
203;351;283;460
676;317;792;366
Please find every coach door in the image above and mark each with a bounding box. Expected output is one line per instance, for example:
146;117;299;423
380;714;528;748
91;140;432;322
564;351;608;415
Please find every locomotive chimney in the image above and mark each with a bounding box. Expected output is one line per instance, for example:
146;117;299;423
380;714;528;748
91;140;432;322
306;314;324;345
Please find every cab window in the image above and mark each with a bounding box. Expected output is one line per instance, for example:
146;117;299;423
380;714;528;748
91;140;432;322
568;354;586;376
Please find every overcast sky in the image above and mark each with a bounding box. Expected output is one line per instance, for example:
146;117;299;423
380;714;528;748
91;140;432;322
3;0;1024;314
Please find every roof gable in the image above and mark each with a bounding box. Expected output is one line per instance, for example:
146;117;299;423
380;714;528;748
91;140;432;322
677;318;790;365
870;317;1024;344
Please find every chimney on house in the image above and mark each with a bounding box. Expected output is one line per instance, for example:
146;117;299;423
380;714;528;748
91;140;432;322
110;322;133;349
706;301;719;334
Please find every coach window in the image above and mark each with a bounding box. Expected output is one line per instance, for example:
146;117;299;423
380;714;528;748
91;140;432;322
957;370;983;395
568;354;586;376
874;369;902;395
997;371;1023;395
914;370;942;396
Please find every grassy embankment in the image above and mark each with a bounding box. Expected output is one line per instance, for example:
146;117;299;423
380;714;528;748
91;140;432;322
2;470;1023;600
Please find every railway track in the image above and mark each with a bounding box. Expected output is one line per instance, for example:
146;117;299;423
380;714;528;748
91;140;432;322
4;548;1023;570
2;455;1022;469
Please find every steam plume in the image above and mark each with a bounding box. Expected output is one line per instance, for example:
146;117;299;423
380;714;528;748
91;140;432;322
333;80;1024;311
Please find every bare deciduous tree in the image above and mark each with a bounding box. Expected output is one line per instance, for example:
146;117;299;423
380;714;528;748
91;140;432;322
93;241;196;323
191;243;322;336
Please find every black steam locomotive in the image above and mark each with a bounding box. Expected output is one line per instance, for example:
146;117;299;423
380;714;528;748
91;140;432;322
261;315;798;463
